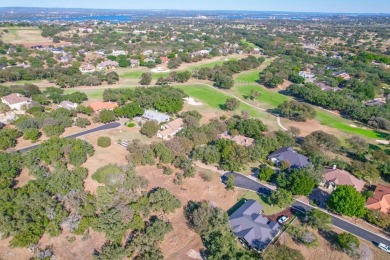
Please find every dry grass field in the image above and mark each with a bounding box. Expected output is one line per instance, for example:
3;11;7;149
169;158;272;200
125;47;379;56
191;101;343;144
1;27;49;45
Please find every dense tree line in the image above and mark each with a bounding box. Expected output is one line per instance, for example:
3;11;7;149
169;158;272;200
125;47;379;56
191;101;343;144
103;86;186;113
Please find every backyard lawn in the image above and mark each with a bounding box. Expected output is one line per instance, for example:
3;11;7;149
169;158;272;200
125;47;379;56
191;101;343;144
229;190;284;215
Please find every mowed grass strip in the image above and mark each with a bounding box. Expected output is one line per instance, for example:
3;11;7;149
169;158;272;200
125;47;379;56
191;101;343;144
176;84;267;118
234;85;289;107
315;110;388;139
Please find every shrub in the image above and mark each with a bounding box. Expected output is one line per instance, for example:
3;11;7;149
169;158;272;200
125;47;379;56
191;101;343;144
258;166;275;181
200;171;213;182
23;128;41;143
336;232;360;257
74;117;91;128
97;136;111;148
163;166;173;175
127;122;135;128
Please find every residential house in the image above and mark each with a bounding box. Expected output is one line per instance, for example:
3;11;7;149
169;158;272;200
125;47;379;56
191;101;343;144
79;27;93;33
112;50;127;56
160;57;170;64
1;93;31;110
52;48;64;55
366;184;390;214
90;102;118;112
144;57;155;63
268;147;311;169
322;166;366;192
142;110;170;124
217;131;255;147
143;50;153;56
250;49;261;55
364;98;387;107
97;60;119;70
229;199;281;250
316;82;341;92
79;64;96;73
157;118;184;140
58;100;78;110
299;71;316;79
333;72;351;80
130;59;140;68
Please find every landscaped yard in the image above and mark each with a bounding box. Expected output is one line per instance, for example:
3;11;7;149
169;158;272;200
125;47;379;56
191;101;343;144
232;190;285;215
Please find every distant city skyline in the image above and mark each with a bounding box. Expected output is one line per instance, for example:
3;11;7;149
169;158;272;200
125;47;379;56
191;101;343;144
1;0;390;13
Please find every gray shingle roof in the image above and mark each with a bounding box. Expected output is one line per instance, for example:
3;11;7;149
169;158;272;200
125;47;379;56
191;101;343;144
268;147;310;168
142;110;170;124
229;200;280;250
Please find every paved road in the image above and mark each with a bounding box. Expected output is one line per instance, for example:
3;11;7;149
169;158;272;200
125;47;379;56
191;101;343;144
224;172;390;246
17;122;121;153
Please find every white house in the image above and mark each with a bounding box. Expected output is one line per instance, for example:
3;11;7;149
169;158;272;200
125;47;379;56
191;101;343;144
1;93;31;110
58;100;78;110
142;110;170;124
112;50;127;56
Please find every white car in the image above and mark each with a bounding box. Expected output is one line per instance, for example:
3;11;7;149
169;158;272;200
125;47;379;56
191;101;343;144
377;243;390;253
278;215;289;224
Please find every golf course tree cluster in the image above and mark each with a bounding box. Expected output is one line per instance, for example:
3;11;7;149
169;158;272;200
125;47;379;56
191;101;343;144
192;55;265;89
277;100;316;122
103;86;186;113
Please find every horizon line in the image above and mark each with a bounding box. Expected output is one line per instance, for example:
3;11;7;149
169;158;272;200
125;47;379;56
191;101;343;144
1;6;390;15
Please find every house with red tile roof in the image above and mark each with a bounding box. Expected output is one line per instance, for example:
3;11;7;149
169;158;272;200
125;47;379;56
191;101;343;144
89;102;118;112
366;184;390;214
322;167;366;192
160;56;170;63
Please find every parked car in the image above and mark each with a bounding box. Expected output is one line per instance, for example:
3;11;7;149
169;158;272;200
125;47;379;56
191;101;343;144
278;215;289;224
377;243;390;253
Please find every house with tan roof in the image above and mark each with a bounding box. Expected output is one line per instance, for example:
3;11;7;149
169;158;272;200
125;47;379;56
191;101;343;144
79;64;96;73
1;93;31;110
322;166;366;192
217;131;255;147
366;184;390;214
89;102;118;112
157;118;184;140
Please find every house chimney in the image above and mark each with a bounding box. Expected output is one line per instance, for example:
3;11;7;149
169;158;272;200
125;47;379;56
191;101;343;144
333;165;337;170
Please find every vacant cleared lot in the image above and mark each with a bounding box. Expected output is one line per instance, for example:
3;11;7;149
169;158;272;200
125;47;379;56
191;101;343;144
1;27;49;45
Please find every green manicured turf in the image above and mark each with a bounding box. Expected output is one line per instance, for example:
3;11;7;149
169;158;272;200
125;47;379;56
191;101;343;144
235;70;260;83
64;88;105;100
176;84;266;118
240;39;257;49
315;110;388;139
234;85;289;107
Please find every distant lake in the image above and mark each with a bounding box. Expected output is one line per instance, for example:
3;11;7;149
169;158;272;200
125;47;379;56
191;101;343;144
9;15;132;22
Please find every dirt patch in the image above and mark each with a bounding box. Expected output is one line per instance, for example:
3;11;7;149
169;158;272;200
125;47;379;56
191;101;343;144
0;238;34;260
38;228;106;260
136;165;242;260
14;168;36;188
282;118;349;138
80;132;129;194
279;224;389;260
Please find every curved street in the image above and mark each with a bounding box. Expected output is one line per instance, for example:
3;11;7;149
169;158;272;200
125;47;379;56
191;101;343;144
17;122;121;153
223;171;390;246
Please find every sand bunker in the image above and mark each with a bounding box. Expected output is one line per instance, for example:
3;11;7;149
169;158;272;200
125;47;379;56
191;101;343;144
151;67;171;73
184;97;203;106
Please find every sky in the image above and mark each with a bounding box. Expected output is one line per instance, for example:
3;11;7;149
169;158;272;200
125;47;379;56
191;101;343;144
1;0;390;13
